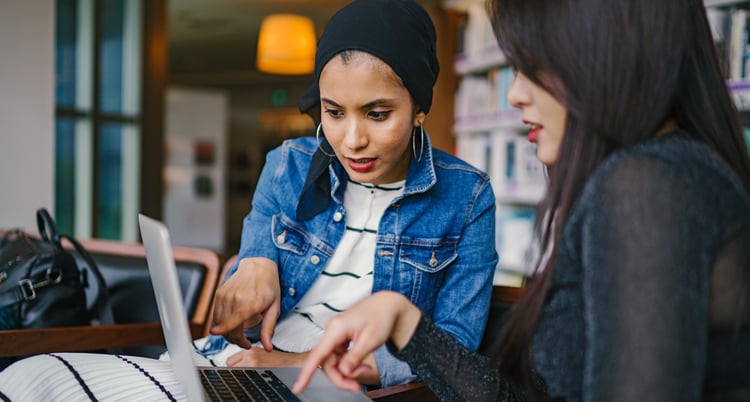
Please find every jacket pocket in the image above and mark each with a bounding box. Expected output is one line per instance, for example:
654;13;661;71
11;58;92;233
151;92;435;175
271;214;310;255
398;238;458;273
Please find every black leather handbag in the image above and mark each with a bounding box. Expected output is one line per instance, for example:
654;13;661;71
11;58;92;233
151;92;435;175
0;208;113;331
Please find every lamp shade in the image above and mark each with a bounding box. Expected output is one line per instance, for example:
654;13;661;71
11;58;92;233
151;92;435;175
257;14;316;75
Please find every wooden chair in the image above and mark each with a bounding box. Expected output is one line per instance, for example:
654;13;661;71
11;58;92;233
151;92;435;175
4;240;519;400
0;235;221;359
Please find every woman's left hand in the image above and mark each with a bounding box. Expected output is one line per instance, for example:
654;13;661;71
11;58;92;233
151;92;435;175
293;291;421;394
226;349;308;367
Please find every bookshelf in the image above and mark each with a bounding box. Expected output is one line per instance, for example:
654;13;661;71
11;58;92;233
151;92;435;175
446;0;543;286
454;47;506;75
446;0;750;287
706;0;750;82
706;0;750;146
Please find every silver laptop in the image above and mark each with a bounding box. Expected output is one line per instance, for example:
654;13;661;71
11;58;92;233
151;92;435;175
138;213;373;402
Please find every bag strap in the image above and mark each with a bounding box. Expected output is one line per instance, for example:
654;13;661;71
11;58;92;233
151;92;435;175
0;269;58;306
36;208;62;247
59;234;115;326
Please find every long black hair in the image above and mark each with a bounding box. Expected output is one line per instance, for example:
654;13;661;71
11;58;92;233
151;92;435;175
486;0;750;394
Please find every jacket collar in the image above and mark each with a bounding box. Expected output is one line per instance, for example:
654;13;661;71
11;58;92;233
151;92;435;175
296;133;437;221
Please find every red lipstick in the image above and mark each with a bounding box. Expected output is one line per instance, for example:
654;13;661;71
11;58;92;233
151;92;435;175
348;158;376;173
523;120;541;143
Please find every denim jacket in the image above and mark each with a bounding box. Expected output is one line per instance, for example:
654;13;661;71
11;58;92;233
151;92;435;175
232;135;498;387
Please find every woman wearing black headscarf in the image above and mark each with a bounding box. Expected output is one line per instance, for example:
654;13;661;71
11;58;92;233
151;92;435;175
208;0;498;388
0;1;497;398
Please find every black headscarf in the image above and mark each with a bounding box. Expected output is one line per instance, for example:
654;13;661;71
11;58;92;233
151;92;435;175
295;0;439;221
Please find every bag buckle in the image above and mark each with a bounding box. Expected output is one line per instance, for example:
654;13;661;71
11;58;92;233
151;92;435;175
18;269;63;301
18;279;36;301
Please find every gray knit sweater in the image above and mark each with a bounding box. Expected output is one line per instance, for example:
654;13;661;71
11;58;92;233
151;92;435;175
393;132;750;402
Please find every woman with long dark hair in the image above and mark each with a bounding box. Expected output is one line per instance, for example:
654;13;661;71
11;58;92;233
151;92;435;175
295;0;750;400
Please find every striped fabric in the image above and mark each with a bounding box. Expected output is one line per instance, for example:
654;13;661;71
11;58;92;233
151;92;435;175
272;180;404;353
0;353;188;401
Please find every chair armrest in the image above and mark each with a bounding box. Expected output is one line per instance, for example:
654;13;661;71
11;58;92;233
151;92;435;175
0;322;203;357
492;285;525;303
365;382;440;402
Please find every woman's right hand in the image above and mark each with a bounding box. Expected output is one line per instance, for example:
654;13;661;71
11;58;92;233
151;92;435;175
210;257;280;351
293;291;421;393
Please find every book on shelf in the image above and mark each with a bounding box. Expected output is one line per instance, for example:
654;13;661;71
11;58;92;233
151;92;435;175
493;270;526;287
707;5;750;80
454;66;517;124
498;67;513;111
454;10;467;57
456;130;492;173
729;80;750;110
487;131;546;204
514;135;546;191
455;76;495;119
730;8;749;79
454;2;504;70
495;204;536;277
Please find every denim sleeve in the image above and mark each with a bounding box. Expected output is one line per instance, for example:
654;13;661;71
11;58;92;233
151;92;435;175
430;177;497;350
229;147;284;278
374;344;418;388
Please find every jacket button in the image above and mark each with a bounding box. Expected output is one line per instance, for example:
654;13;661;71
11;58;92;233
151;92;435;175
288;287;296;297
429;257;438;267
310;255;320;265
333;212;343;222
276;230;286;244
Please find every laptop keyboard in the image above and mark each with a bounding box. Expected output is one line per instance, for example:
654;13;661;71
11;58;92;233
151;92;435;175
200;369;301;402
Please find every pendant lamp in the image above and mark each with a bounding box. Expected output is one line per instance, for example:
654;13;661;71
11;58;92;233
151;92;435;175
256;14;316;75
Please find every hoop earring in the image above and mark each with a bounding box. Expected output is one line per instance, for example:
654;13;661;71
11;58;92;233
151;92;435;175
412;125;424;162
316;123;335;157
